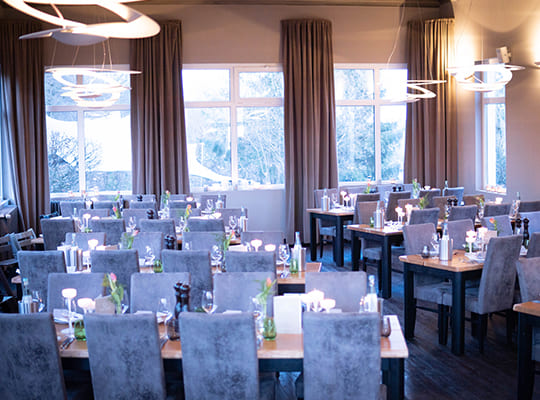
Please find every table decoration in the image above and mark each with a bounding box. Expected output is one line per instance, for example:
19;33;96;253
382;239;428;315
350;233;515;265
256;277;277;340
489;218;500;236
412;178;420;199
120;230;138;249
418;196;428;209
112;206;122;219
101;273;126;314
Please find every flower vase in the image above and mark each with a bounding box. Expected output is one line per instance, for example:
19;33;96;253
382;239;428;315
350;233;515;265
262;304;276;341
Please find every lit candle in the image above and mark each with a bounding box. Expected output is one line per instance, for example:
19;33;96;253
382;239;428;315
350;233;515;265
87;239;99;251
320;298;336;312
478;227;488;242
465;230;476;253
62;288;77;300
340;191;347;205
264;244;276;252
186;196;194;202
495;197;503;204
77;297;95;312
250;239;263;252
309;289;325;303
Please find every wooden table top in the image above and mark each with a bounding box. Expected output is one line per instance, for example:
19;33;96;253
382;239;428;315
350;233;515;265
513;301;540;317
306;208;354;217
347;224;404;236
399;250;484;272
56;315;408;360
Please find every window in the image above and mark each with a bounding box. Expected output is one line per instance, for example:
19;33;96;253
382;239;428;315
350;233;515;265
183;65;284;190
334;65;407;184
481;73;506;191
44;68;132;196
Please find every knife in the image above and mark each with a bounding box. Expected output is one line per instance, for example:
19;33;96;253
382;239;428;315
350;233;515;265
60;336;75;350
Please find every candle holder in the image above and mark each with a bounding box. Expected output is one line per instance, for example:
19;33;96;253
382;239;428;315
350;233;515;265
61;288;77;337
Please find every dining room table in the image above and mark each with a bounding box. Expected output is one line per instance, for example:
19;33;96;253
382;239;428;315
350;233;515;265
514;300;540;400
399;250;484;355
56;314;408;400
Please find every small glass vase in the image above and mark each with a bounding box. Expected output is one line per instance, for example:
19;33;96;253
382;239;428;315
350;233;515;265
263;316;277;341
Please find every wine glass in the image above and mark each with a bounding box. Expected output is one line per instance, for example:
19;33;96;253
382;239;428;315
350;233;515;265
157;298;171;323
61;288;77;337
201;290;217;314
250;297;264;348
176;217;186;234
144;246;155;267
431;232;440;254
229;216;237;234
210;245;223;269
127;216;136;232
32;290;45;313
206;199;214;212
278;244;290;277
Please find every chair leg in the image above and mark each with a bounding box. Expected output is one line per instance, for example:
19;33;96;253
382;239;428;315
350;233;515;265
506;309;515;345
319;235;323;258
411;299;417;333
478;314;488;354
438;305;449;345
361;257;367;272
471;312;478;338
376;259;382;293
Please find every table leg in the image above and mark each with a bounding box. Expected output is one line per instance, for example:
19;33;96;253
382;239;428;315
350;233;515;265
334;216;344;267
382;358;405;400
310;214;317;261
381;236;392;299
451;272;465;355
352;233;360;271
403;263;415;339
517;312;535;400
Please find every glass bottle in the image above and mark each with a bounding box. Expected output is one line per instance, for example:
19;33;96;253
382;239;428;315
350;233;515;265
239;207;248;232
216;194;224;209
365;275;378;312
21;277;33;313
523;218;530;249
290;232;302;274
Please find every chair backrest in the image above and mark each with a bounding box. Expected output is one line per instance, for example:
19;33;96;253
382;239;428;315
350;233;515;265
527;232;540;258
169;200;198;209
448;205;477;223
130;272;190;313
314;188;338;207
139;219;176;236
92;200;119;212
121;208;149;229
123;194;156;205
402;223;436;255
305;271;367;312
516;257;540;302
340;185;374;195
519;200;540;213
179;312;259;400
386;191;411;221
447;219;474;250
418;188;441;208
65;232;106;251
214;271;276;315
397;198;420;210
217;208;244;226
520;211;540;234
484;203;512;217
132;231;164;261
85;313;166;400
129;200;157;213
162;249;212;310
241;231;285;247
41;218;76;250
9;228;36;257
354;193;381;203
182;231;225;251
443;187;464;204
169;207;202;220
59;200;85;217
463;194;484;206
200;194;227;209
18;250;66;309
0;313;67;400
432;196;456;219
303;312;380;400
169;194;187;201
186;217;225;232
90;249;139;294
79;208;110;219
89;219;126;245
47;272;105;311
224;251;276;273
353;201;379;225
477;235;522;314
0;235;16;263
481;215;513;237
408;208;439;226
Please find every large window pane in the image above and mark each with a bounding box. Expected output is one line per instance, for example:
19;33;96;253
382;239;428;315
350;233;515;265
44;73;77;107
485;103;506;187
380;69;408;100
239;72;284;98
381;105;406;181
84;111;131;192
83;71;132;105
484;71;506;98
185;107;231;188
237;107;284;184
335;69;374;100
46;111;79;194
336;106;375;181
182;69;230;102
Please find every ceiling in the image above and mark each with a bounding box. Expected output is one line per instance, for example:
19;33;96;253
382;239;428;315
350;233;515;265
140;0;444;7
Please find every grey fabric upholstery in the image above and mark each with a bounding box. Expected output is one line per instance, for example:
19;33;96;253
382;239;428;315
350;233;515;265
89;219;126;245
397;198;421;210
481;215;513;237
182;231;225;251
447;219;474;250
484;203;512;217
241;231;285;247
122;208;149;229
432;196;455;219
65;232;105;250
448;205;477;223
132;231;164;261
386;191;411;221
92;200;119;212
186;217;225;232
463;194;484;206
214;271;276;316
129;200;158;213
169;207;202;220
0;313;67;400
303;312;380;400
169;200;198;209
78;208;110;218
168;194;187;201
409;208;439;226
200;194;227;209
305;271;367;312
139;219;176;236
418;188;441;208
403;223;436;255
130;272;190;313
354;201;379;225
180;312;274;400
90;249;139;294
354;193;381;202
47;272;105;311
41;218;76;250
60;200;85;218
515;256;540;361
519;200;540;213
85;313;166;400
218;208;244;224
527;232;540;258
443;187;464;204
123;194;157;205
18;250;66;310
520;211;540;234
162;249;212;310
224;251;276;273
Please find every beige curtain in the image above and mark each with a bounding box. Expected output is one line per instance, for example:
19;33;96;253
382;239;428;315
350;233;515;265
404;18;457;188
0;21;49;232
281;19;338;243
130;21;190;195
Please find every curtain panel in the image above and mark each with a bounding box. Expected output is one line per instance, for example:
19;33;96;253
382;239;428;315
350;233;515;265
404;18;457;188
130;20;190;196
281;19;338;242
0;21;49;232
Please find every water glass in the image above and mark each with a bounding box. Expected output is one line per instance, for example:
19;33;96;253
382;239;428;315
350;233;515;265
206;199;214;212
229;216;237;233
210;245;223;268
32;290;45;313
201;290;217;314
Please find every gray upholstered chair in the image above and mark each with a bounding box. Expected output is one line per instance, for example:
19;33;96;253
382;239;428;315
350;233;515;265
409;208;439;226
179;312;275;400
122;208;149;229
241;231;285;247
200;194;227;209
314;188;338;257
520;211;540;234
515;257;540;361
41;218;76;250
214;271;276;315
305;271;367;312
169;207;202;221
354;193;381;202
224;251;276;273
47;272;105;311
448;205;477;223
123;194;157;205
463;194;484;206
169;194;187;201
18;250;66;310
432;196;456;219
65;232;105;250
169;200;198;210
481;215;513;237
132;231;164;261
397;198;421;210
59;200;85;218
351;201;381;270
139;219;176;237
441;235;522;352
182;231;225;251
519;200;540;213
130;272;190;313
484;203;512;217
0;313;67;399
447;219;474;250
386;191;411;221
85;313;166;400
303;312;381;400
443;186;464;205
218;208;244;226
526;232;540;258
88;218;126;245
92;200;119;213
186;217;225;232
128;200;158;213
162;249;212;310
90;249;139;294
78;208;110;219
418;188;441;208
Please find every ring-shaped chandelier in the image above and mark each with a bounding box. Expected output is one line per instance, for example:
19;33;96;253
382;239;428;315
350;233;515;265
447;64;525;92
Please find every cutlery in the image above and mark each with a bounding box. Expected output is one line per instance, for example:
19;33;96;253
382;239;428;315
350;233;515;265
60;336;75;350
159;337;168;349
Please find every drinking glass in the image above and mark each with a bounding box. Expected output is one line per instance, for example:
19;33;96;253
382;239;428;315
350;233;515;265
210;245;223;268
431;233;440;253
176;217;186;234
278;244;290;277
229;216;237;233
206;199;214;212
32;290;45;312
127;217;136;232
201;290;217;314
157;298;171;322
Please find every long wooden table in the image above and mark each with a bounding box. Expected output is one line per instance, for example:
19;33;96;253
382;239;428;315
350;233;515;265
514;301;540;400
57;314;408;400
400;251;483;355
307;208;354;267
